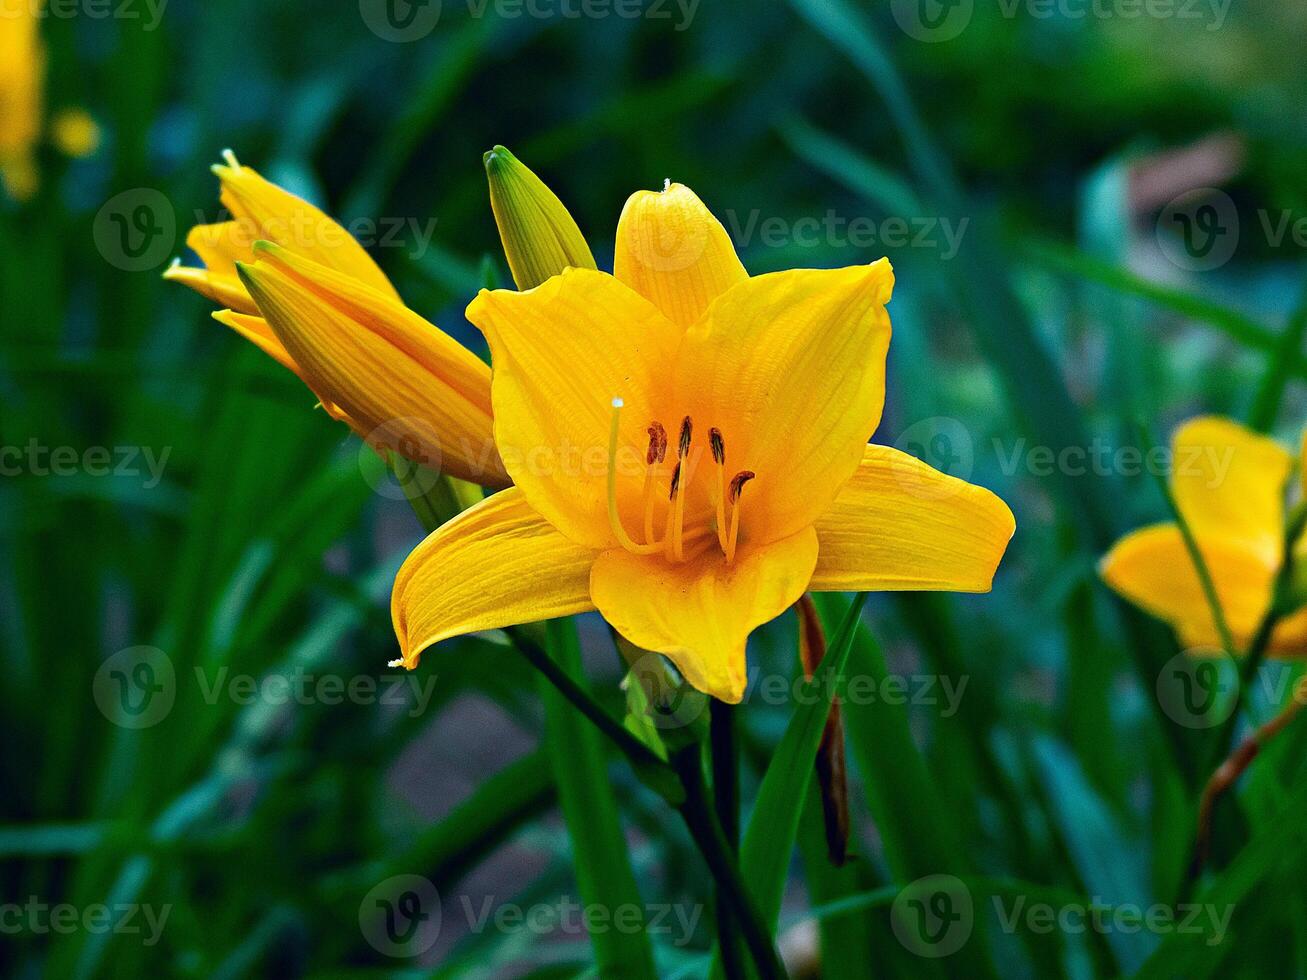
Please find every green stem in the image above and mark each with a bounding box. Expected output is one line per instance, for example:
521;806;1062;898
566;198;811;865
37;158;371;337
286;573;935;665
505;626;673;781
1137;421;1238;660
671;745;787;980
1179;505;1307;902
711;700;745;980
1248;272;1307;433
1208;504;1307;768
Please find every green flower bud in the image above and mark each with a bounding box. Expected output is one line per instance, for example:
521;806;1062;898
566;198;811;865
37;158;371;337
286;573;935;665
484;145;596;290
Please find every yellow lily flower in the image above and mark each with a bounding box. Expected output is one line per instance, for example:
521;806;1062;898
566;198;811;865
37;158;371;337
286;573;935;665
167;152;507;488
0;0;44;201
1101;416;1307;653
392;182;1016;702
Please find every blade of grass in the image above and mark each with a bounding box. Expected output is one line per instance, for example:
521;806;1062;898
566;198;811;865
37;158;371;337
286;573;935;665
1024;239;1289;363
540;617;658;980
1248;273;1307;432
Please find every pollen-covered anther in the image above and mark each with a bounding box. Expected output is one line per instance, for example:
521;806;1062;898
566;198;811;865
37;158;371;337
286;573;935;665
646;422;668;465
726;470;755;563
641;421;668;544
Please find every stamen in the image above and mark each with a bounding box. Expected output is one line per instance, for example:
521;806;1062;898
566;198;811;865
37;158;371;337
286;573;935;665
607;399;663;555
709;429;724;464
710;427;728;553
678;416;693;459
647;422;668;465
669;461;686;562
642;422;667;544
726;470;755;564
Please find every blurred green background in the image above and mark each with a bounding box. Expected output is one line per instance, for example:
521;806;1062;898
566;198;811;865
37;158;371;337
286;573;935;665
4;0;1307;976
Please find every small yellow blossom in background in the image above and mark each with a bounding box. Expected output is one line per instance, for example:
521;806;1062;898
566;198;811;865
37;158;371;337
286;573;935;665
167;152;507;488
1101;416;1307;654
0;0;45;201
391;182;1016;702
50;107;100;159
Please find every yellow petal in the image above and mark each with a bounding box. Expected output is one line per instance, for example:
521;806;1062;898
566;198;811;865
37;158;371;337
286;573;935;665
589;526;819;703
484;145;596;290
211;310;300;376
0;0;43;202
50;107;100;159
165;264;261;317
810;445;1015;592
239;244;507;488
392;488;598;669
1100;523;1275;646
1266;606;1307;655
1170;416;1291;563
673;260;894;547
466;268;682;548
614;182;747;330
213;152;398;301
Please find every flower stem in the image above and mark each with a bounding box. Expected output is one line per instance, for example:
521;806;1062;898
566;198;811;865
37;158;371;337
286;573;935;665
1190;678;1307;879
1137;421;1237;659
710;700;745;980
1207;503;1307;770
505;626;674;784
671;743;787;980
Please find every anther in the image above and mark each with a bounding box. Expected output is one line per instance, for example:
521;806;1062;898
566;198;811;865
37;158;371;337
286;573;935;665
729;470;755;501
709;428;724;465
646;422;668;465
678;416;693;458
642;421;667;545
726;470;755;564
668;461;682;500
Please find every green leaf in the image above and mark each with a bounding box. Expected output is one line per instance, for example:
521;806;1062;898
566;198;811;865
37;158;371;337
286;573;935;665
540;618;658;980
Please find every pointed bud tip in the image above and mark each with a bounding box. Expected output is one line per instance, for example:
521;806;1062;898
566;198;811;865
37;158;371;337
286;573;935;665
483;145;516;175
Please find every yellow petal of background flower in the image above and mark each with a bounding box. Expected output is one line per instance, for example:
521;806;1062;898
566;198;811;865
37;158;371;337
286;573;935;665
391;488;598;669
214;152;398;300
1170;415;1291;563
1100;523;1276;646
589;526;818;703
673;260;894;547
0;0;44;202
613;182;747;330
164;221;262;313
810;445;1015;592
211;309;301;377
239;244;507;488
466;268;682;548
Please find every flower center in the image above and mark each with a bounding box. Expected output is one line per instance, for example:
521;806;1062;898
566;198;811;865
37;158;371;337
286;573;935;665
607;399;753;564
